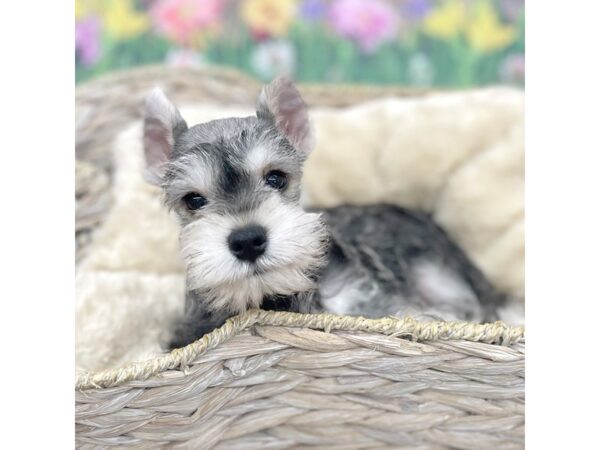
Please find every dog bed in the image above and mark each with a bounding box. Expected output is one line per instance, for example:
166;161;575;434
75;66;525;448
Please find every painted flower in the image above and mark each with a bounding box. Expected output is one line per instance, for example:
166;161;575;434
251;40;296;80
151;0;225;47
102;0;150;40
422;0;466;39
241;0;297;39
299;0;327;22
465;0;517;53
499;52;525;84
75;0;104;20
328;0;398;53
499;0;524;23
407;52;434;86
76;16;101;66
403;0;433;22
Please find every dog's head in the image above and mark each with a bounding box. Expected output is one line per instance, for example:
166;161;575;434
143;77;327;313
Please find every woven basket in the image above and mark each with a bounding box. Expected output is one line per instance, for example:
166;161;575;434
75;66;525;449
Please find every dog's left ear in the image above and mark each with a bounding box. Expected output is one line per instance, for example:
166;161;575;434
256;77;314;156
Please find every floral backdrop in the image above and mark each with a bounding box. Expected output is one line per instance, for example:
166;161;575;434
75;0;524;87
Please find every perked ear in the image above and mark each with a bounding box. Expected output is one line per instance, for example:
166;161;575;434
256;77;315;156
143;87;188;184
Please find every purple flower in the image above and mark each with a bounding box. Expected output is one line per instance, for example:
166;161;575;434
75;16;101;67
328;0;398;53
300;0;327;21
499;0;524;23
402;0;432;22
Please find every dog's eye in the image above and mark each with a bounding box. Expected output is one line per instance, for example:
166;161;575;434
182;193;207;210
265;170;287;190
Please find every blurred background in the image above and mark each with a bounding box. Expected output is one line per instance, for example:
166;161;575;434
75;0;524;87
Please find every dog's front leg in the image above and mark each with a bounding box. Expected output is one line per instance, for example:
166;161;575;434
168;291;232;350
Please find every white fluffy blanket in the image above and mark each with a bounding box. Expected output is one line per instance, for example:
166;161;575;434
76;88;524;372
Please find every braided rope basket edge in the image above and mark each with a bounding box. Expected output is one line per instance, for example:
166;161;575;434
76;310;525;390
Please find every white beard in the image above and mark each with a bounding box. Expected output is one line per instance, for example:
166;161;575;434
180;196;328;313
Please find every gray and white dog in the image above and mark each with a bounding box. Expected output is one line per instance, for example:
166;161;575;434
143;77;505;349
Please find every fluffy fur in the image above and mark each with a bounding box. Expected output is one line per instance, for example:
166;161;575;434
318;204;502;323
75;87;524;372
180;196;326;313
304;90;524;299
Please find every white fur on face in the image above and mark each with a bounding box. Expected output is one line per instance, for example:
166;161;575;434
245;145;270;174
165;153;215;204
180;195;327;313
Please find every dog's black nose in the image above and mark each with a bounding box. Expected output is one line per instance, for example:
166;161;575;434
228;225;268;262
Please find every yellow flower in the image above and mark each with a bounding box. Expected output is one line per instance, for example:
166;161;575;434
101;0;149;40
241;0;296;37
75;0;104;20
465;1;517;53
423;1;466;40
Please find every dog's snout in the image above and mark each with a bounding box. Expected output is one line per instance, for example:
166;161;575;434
228;225;268;262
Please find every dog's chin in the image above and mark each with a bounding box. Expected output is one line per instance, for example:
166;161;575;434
251;266;269;276
189;259;319;314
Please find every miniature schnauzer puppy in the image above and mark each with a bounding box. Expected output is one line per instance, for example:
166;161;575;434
143;77;505;349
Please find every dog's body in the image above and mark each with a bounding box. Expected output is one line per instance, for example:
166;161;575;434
143;78;505;350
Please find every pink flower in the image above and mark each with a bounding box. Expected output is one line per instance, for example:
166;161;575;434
150;0;224;47
76;16;101;67
328;0;398;53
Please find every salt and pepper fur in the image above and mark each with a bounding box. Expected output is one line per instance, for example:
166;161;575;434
143;77;505;349
318;205;504;322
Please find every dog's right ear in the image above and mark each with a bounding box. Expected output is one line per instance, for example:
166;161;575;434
256;77;314;157
143;88;188;184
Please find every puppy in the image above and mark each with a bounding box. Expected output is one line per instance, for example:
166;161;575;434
143;77;505;349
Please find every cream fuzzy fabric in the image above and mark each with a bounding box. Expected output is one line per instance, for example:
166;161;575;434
76;88;524;372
